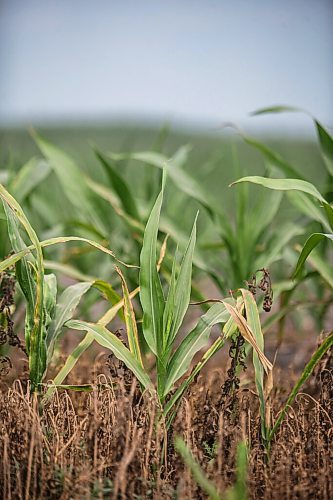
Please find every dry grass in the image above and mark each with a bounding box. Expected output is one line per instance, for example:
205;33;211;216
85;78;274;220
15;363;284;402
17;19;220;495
0;345;332;500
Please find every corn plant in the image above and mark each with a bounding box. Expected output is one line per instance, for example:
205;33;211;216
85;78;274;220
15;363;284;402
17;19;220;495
232;175;333;283
85;143;303;350
232;109;333;288
63;171;229;405
42;172;272;426
0;182;132;391
96;144;303;293
230;109;333;443
218;108;333;337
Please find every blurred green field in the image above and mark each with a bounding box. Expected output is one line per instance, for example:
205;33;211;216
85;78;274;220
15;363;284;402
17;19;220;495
0;123;327;290
0;123;325;228
0;124;324;186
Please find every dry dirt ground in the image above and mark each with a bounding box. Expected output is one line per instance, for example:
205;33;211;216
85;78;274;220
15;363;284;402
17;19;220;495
0;333;332;500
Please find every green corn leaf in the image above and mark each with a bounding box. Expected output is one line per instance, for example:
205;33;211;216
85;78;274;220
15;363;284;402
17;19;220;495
93;279;127;322
66;319;153;391
293;233;333;280
287;191;331;231
240;288;268;441
45;271;123;319
109;150;167;168
32;131;107;235
0;183;45;390
254;222;304;270
44;384;99;392
160;214;210;272
64;219;106;241
241;136;303;179
250;105;333;177
43;289;137;402
43;273;57;338
89;280;125;322
46;281;92;362
10;158;51;203
0;235;136;273
39;236;137;268
94;149;140;220
139;172;166;357
116;267;143;367
45;278;123;363
108;147;221;216
86;176;144;234
268;331;333;441
315;120;333;177
43;332;94;403
232;176;326;203
162;247;178;350
214;211;234;246
93;279;122;306
294;242;333;289
248;189;283;242
2;203;36;353
164;303;228;397
163;334;226;423
232;176;333;231
109;145;191;170
41;273;57;383
250;105;302;116
323;203;333;231
44;260;97;282
164;213;198;353
174;437;220;500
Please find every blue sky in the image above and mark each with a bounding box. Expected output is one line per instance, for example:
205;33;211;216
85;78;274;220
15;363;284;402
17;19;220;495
0;0;332;133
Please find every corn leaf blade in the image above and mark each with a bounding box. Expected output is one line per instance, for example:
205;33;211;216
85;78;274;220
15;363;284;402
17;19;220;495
109;147;221;216
0;183;45;389
315;120;333;177
294;233;333;280
95;150;140;220
32;131;107;235
66;319;153;391
10;158;51;203
0;235;136;272
46;281;92;362
116;266;143;367
139;173;165;356
164;303;228;396
232;176;326;203
43;332;94;403
164;213;198;353
163;335;226;423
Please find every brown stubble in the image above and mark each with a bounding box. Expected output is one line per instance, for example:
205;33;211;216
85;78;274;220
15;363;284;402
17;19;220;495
0;355;332;499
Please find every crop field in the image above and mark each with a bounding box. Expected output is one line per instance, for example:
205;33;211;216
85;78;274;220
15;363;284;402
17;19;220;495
0;108;332;499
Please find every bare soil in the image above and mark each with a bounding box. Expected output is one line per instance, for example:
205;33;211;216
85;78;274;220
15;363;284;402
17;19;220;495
0;338;332;500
